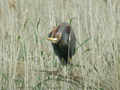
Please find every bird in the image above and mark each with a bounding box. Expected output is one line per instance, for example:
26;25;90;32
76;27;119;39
48;22;76;65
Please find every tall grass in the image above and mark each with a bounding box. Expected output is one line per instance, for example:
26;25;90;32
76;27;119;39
0;0;120;90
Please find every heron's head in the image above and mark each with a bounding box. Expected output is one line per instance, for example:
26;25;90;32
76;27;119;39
48;23;71;45
48;26;62;44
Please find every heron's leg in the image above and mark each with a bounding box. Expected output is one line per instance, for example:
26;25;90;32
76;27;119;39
68;57;72;64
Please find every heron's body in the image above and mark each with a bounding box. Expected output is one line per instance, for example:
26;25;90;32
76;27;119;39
48;23;76;64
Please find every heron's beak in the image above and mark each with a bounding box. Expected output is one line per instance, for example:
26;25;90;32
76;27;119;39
47;32;62;43
47;37;58;43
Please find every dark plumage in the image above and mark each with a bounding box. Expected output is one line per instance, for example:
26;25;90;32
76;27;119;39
48;23;76;65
